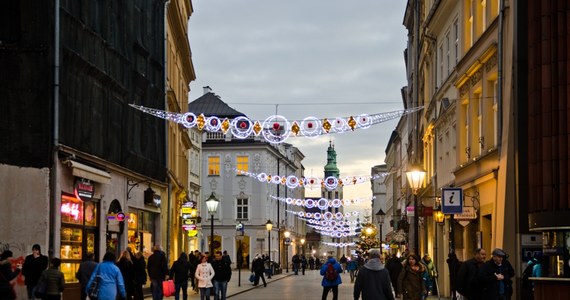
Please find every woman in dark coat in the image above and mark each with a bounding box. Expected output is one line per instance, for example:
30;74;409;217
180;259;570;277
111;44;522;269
133;252;147;300
397;254;426;300
117;250;135;300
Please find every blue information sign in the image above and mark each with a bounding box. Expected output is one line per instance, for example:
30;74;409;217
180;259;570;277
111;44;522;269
442;188;463;214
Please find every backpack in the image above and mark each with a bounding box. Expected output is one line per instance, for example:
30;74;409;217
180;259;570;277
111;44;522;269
325;263;338;281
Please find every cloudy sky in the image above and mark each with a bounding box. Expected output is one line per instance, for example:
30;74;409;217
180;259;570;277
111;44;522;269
187;0;409;201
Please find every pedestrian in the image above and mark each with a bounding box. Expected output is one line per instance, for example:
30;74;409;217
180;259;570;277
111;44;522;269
189;251;200;293
169;252;191;300
353;249;395;300
117;250;135;300
347;257;358;283
0;250;22;300
397;253;426;300
315;257;322;269
292;254;300;275
309;256;315;270
75;252;98;300
301;255;307;275
251;254;266;287
320;255;343;300
195;255;215;300
478;248;515;300
38;258;65;300
147;245;169;300
22;244;49;300
521;253;543;300
133;252;147;300
339;254;347;273
385;254;403;294
457;248;486;300
85;252;127;300
211;251;231;300
221;250;231;266
420;253;436;295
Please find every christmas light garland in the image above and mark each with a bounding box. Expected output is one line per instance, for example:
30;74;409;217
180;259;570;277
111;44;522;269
322;242;356;247
240;169;389;190
286;209;360;221
129;104;423;144
271;195;372;210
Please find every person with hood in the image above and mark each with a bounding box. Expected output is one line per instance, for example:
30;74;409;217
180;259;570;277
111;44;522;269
85;252;126;300
421;253;436;295
251;254;266;287
478;248;515;300
320;255;343;300
353;250;394;300
22;244;49;300
385;254;403;294
169;253;191;300
75;252;98;300
195;255;215;300
0;250;21;300
397;253;426;300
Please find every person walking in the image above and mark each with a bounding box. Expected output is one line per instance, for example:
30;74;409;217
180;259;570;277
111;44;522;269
397;253;426;300
75;252;98;300
301;256;307;275
353;249;395;300
478;248;515;300
195;255;215;300
339;254;348;273
169;252;191;300
85;252;126;300
189;251;200;293
38;258;65;300
385;254;403;294
457;248;487;300
309;256;315;270
22;244;49;300
132;252;147;300
221;251;231;266
251;255;266;287
420;253;436;296
211;251;231;300
0;250;21;300
292;254;301;275
320;255;343;300
347;257;358;283
147;245;169;300
117;250;135;300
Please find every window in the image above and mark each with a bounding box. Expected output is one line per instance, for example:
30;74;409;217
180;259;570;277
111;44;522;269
446;32;450;76
439;45;444;86
236;156;249;173
237;197;248;220
454;19;459;64
208;156;220;176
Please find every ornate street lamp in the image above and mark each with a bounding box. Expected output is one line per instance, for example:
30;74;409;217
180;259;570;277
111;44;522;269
375;209;386;243
265;220;273;278
406;165;426;254
205;192;220;256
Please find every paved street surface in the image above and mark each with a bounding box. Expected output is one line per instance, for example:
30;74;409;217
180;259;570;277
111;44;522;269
147;269;448;299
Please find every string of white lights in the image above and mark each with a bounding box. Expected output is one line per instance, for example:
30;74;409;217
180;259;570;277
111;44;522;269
286;209;360;221
322;242;356;247
272;195;371;210
129;103;423;144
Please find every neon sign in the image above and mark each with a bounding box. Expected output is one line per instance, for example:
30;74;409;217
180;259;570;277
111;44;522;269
61;203;80;220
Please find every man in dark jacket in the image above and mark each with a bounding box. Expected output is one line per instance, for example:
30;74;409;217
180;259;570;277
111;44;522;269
75;252;98;300
385;254;403;295
212;251;232;300
354;250;394;300
457;248;486;300
169;253;190;300
478;248;515;300
147;245;169;300
22;244;48;300
251;254;266;287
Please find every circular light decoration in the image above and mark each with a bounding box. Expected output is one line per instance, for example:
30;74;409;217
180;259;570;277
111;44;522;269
305;199;315;208
285;197;293;205
206;116;222;131
331;117;347;133
271;175;281;184
335;212;344;220
181;112;197;128
324;176;339;190
301;116;322;138
286;175;299;189
231;116;253;139
313;212;322;220
331;199;342;208
262;115;291;144
294;199;303;206
317;198;329;210
323;211;333;220
256;173;267;182
357;114;372;129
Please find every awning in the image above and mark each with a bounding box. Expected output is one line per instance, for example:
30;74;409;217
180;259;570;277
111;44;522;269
65;160;111;184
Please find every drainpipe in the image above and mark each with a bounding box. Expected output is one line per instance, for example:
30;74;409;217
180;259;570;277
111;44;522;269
50;0;61;259
164;0;171;263
497;0;504;154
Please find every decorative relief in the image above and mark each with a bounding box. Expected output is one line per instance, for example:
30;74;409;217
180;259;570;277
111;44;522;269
470;69;482;86
460;84;470;97
485;54;497;72
209;178;218;191
238;178;247;190
253;153;261;172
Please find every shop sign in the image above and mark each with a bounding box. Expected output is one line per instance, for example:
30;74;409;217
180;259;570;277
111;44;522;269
61;202;81;220
182;219;196;225
454;206;477;220
74;179;94;201
187;230;198;237
182;224;197;231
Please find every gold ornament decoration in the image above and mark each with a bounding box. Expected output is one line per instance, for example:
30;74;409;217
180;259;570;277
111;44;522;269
348;116;357;130
253;121;263;136
221;118;230;134
322;118;332;133
291;121;300;136
197;114;206;130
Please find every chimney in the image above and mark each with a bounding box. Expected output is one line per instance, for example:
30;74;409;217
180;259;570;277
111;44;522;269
203;86;212;95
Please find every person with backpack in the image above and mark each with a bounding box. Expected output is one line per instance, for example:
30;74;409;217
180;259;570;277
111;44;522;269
319;255;343;300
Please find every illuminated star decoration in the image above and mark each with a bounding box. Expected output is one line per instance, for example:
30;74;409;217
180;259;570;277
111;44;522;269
239;169;390;190
270;195;372;209
129;104;423;144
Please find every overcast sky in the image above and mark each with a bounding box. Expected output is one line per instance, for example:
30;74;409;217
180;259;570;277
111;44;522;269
187;0;409;201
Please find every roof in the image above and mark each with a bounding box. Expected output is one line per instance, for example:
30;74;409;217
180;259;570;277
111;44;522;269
188;92;247;119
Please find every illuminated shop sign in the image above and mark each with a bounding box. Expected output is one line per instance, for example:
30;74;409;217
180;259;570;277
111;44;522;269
61;202;81;220
74;179;94;201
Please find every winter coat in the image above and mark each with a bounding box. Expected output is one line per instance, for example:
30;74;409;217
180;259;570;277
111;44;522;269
75;260;98;289
252;257;265;274
385;257;403;294
117;258;135;289
397;263;426;300
353;258;394;300
195;262;215;288
147;250;168;280
478;259;515;300
22;254;48;287
40;268;65;296
457;258;483;300
169;259;191;284
0;260;20;300
212;259;232;282
85;261;127;300
133;257;147;285
320;257;343;287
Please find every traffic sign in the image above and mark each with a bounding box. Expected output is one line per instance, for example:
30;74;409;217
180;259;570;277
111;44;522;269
442;188;463;214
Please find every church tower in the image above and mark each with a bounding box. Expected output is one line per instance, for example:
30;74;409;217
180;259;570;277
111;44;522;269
321;141;344;257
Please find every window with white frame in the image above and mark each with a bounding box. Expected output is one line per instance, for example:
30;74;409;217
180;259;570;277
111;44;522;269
454;19;459;65
237;197;249;220
446;32;451;76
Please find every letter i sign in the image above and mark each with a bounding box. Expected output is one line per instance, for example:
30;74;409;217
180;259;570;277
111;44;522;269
442;188;463;214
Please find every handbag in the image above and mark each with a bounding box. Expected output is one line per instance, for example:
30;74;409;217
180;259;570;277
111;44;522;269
162;280;175;297
87;266;101;300
34;273;47;298
249;273;255;283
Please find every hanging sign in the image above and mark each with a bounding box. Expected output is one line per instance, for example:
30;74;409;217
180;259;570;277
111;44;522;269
442;188;463;214
74;179;94;201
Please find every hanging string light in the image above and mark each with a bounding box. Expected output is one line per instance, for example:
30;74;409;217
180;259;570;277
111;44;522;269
322;242;356;247
272;195;371;210
129;103;423;144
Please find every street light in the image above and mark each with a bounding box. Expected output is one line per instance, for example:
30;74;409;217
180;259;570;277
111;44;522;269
284;230;290;273
300;238;305;255
406;164;426;255
265;220;273;279
375;209;386;243
205;192;220;256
